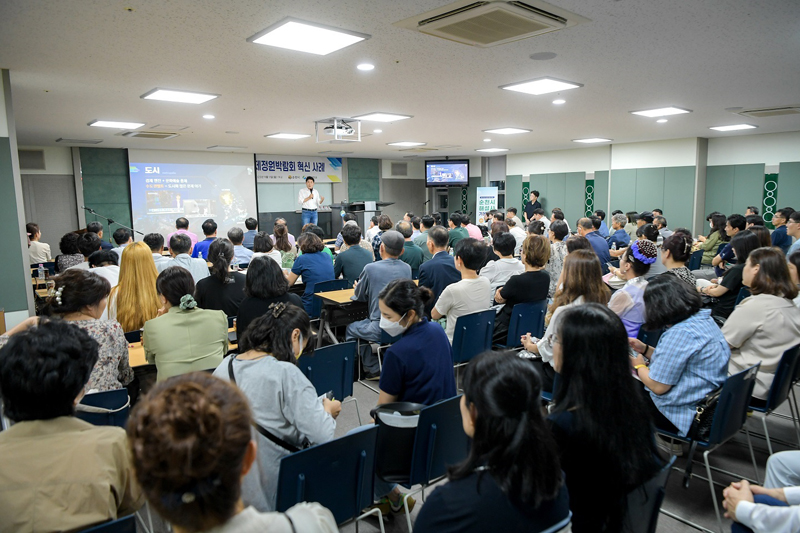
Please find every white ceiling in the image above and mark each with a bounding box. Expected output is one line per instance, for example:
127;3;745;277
1;0;799;160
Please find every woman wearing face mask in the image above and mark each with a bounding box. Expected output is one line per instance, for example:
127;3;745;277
376;279;456;406
213;302;341;513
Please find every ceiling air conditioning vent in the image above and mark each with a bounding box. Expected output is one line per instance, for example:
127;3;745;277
391;162;409;176
738;106;800;118
395;0;589;48
119;131;179;140
18;149;45;170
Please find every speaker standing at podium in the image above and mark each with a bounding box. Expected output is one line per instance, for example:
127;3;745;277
299;176;324;226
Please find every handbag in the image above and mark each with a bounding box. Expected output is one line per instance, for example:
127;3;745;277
688;385;723;442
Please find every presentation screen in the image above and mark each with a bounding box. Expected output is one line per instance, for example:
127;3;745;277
425;160;469;187
128;150;257;240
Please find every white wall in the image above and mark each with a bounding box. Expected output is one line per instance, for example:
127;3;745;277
507;145;610;176
610;138;699;169
17;146;73;175
707;131;800;166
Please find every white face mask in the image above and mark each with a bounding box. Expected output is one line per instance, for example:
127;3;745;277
380;313;409;337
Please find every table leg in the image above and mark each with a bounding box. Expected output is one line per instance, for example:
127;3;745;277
317;307;328;349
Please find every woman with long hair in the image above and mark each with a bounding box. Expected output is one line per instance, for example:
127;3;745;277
701;230;761;321
550;304;662;532
544;220;570;298
127;372;337;531
213;303;341;512
750;224;773;249
108;241;160;332
414;351;570;532
195;238;246;317
273;224;297;269
697;212;729;266
236;256;302;339
607;239;658;338
521;249;610;391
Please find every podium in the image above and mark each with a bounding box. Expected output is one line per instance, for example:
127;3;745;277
330;201;394;234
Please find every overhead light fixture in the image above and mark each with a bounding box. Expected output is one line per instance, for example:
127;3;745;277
709;124;758;131
483;127;531;135
573;138;612;143
88;120;145;129
373;129;382;133
656;119;668;123
247;17;370;56
476;148;509;153
56;138;103;144
265;133;311;139
203;114;215;119
207;145;248;151
500;77;583;96
387;141;426;147
141;88;219;104
630;106;691;117
352;112;412;122
483;138;491;142
357;63;375;71
553;99;566;105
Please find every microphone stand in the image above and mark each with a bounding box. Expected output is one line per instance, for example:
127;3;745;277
82;206;144;239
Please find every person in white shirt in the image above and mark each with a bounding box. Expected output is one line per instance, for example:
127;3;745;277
87;250;121;289
26;222;51;264
506;218;527;256
365;215;381;242
167;233;210;284
143;233;171;272
110;228;133;261
506;207;524;229
251;231;283;265
532;208;551;232
228;227;254;266
299;176;324;226
479;233;524;304
432;238;492;343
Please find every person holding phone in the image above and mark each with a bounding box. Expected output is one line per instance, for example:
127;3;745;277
299;176;324;226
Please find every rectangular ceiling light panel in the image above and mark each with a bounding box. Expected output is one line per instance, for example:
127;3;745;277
483;127;531;135
266;133;311;139
500;77;582;96
630;106;691;117
573;138;612;143
248;18;370;55
141;88;219;104
352;112;412;122
89;120;145;129
709;124;757;131
388;141;426;147
476;148;509;152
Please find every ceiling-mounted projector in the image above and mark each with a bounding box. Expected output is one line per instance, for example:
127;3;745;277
315;117;361;143
324;122;355;136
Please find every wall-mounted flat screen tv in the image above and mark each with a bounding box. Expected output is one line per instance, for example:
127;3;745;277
425;159;469;187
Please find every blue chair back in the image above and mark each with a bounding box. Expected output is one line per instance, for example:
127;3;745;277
76;389;130;429
637;327;665;349
735;287;751;305
276;426;378;525
706;364;760;445
79;515;136;533
227;315;236;329
452;310;495;364
763;345;800;412
380;330;402;345
298;341;357;400
687;250;704;271
310;279;350;319
505;300;547;347
408;395;470;486
123;330;141;344
623;456;676;533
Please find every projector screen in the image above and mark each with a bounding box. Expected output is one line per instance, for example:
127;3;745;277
425;159;469;187
128;150;257;240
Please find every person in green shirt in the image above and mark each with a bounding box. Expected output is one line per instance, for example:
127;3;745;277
697;213;728;266
414;215;435;261
448;213;469;251
396;220;425;278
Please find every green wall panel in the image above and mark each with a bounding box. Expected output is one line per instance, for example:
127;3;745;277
546;173;566;213
610;169;637;213
448;187;462;215
505;174;523;216
79;147;132;234
594;170;609;214
0;137;31;311
777;162;800;213
635;168;665;211
663;167;696;231
346;158;379;202
563;172;586;227
704;165;734;217
733;164;765;215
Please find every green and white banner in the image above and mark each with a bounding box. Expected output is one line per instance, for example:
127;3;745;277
476;187;499;225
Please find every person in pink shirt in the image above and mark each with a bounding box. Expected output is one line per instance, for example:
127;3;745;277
463;214;483;241
166;217;198;249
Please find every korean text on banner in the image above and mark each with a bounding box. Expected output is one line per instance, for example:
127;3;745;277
255;155;342;183
476;187;499;226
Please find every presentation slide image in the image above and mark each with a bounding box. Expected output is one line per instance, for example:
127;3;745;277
427;163;468;184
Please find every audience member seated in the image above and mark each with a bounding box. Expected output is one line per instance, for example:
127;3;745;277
594;209;610;238
334;222;373;287
110;228;133;261
0;320;143;530
447;213;470;251
26;222;51;263
333;213;358;250
414;351;571;533
371;214;394;261
432;238;492;343
522;250;610;391
654;215;673;242
236;257;303;339
251;231;282;265
577;217;611;273
607;213;631;250
396;220;424;277
365;215;381;242
129;371;337;531
549;304;663;533
414;215;435;261
789;251;800;309
376;279;456;405
527;220;546;235
86;220;113;250
214;304;341;512
242;216;258;250
68;231;102;270
745;206;759;217
273;223;298;268
506;207;523;230
700;230;761;322
746;214;765;229
697;212;729;266
271;217;297;246
463;213;483;241
479;232;524;304
191;218;217;260
56;231;83;272
493;235;550;342
607;240;657;337
1;269;134;392
723;247;800;403
196;238;246;317
787;211;800;257
167;233;210;284
418;225;461;318
629;275;730;438
545;220;570;298
483;221;510;264
771;207;795;254
750;224;772;249
506;217;527;256
661;232;696;288
710;214;747;278
87;249;121;289
108;242;159;331
532;208;551;232
287;232;336;315
228;226;254;265
637;224;668;279
144;266;228;381
166;216;198;248
144;232;170;272
624;211;639;241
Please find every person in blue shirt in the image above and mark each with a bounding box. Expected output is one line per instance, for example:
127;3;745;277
594;209;609;239
577;217;611;274
286;232;335;315
771;207;795;254
786;210;800;257
242;217;258;250
227;227;254;266
607;213;631;250
375;279;456;406
192;219;217;260
417;226;461;317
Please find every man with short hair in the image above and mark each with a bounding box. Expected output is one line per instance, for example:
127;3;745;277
415;215;435;261
551;209;571;234
299;176;324;226
0;320;144;530
404;212;414;222
654;216;673;241
463;213;483;241
786;211;800;257
410;216;422;240
772;207;795;254
166;217;198;249
346;231;412;379
111;228;133;261
144;232;170;272
507;207;523;229
334;213;359;251
418;225;461;318
708;214;747;278
577;217;611;273
227;227;253;265
746;206;760;216
746;214;765;228
532;208;550;232
524;190;542;223
637;211;654;227
506;217;527;256
334;223;373;287
168;233;210;284
653;208;664;217
86;221;113;250
68;232;102;270
396;221;425;278
86;250;121;290
365;215;381;242
448;213;469;250
192;219;217;259
607;213;631;250
594;210;610;238
242;217;258;250
432;238;492;343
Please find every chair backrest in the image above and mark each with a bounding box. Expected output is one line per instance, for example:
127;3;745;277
79;515;136;533
75;389;130;429
298;341;357;400
687;250;704;271
623;456;676;533
227;315;236;329
636;327;665;349
276;426;378;525
735;287;751;305
310;279;350;318
764;345;800;412
505;300;547;346
452;309;495;364
707;364;760;445
123;330;141;344
380;330;402;345
409;395;471;486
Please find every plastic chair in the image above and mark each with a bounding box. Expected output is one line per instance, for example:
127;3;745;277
276;426;384;532
298;341;362;424
452;309;495;366
226;315;236;329
498;300;547;349
123;330;141;344
623;456;676;533
687;250;704;271
310;279;349;320
79;515;136;533
735;287;751;305
656;364;760;533
748;344;800;454
356;330;402;394
637;327;665;349
75;389;130;429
